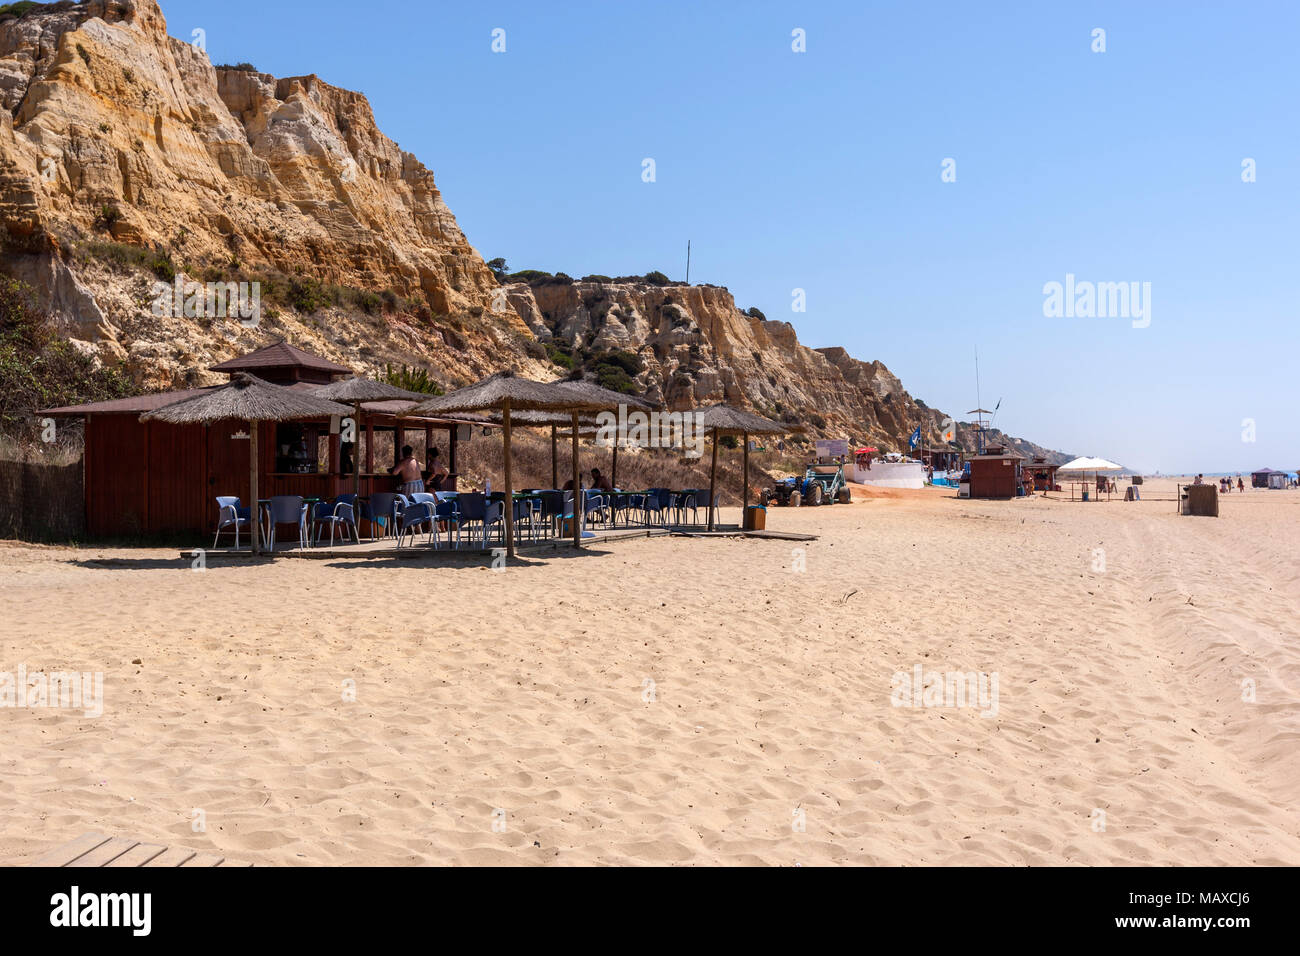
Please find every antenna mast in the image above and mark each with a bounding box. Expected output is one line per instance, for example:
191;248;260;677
685;240;691;285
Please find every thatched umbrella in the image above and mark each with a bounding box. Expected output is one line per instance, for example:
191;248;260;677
142;373;353;552
480;409;600;490
697;404;793;531
410;372;612;557
550;380;655;491
310;377;426;495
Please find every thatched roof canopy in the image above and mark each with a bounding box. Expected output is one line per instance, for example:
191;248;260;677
409;371;611;416
141;372;353;424
309;377;427;403
481;409;602;428
549;378;656;411
697;403;794;435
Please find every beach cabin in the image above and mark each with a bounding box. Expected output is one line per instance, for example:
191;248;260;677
1023;456;1061;492
965;446;1025;499
922;447;962;474
41;342;473;538
1250;468;1291;489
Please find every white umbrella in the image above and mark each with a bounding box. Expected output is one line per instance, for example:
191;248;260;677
1057;457;1124;501
1058;456;1123;472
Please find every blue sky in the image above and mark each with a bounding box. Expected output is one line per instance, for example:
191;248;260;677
164;0;1298;473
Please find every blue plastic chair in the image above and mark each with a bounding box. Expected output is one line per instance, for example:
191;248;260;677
312;497;358;546
396;501;437;549
511;497;538;541
433;493;462;548
674;490;701;525
643;488;671;526
266;495;307;551
457;493;503;549
585;494;608;530
212;496;251;549
366;492;399;541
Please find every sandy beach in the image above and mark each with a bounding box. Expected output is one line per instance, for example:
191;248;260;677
2;480;1297;866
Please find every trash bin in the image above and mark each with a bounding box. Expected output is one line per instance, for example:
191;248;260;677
743;505;766;531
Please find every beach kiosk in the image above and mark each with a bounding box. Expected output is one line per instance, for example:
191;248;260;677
39;341;477;538
1023;456;1061;493
965;445;1025;499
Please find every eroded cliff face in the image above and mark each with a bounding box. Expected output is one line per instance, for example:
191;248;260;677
505;278;1058;455
0;1;1066;459
0;0;527;388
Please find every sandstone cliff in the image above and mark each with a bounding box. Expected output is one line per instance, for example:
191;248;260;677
0;0;536;389
507;277;1069;458
0;0;1068;461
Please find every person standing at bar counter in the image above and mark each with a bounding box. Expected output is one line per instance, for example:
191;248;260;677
390;445;424;495
425;447;449;491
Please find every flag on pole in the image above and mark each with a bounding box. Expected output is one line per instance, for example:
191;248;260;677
908;426;921;449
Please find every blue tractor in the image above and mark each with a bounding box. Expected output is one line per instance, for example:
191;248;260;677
767;463;853;507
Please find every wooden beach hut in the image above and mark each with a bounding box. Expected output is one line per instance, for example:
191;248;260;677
1023;456;1061;492
966;445;1025;499
141;374;354;552
39;341;477;538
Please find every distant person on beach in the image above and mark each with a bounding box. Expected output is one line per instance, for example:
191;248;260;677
1238;477;1245;492
1193;474;1204;485
424;447;449;491
389;445;424;495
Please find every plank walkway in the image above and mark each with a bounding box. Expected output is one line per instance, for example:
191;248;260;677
178;524;815;562
29;832;252;867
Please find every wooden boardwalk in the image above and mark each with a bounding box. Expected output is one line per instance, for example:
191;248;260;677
30;832;252;867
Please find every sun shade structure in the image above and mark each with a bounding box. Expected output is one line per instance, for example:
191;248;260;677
142;373;353;552
479;409;601;489
410;371;623;557
310;378;428;495
697;404;795;531
1058;456;1123;472
1056;457;1124;502
547;380;657;490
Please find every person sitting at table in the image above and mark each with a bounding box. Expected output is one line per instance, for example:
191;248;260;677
590;468;613;492
562;476;583;491
389;445;424;496
425;447;449;491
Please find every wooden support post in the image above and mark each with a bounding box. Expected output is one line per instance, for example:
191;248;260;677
394;424;404;465
611;441;619;492
350;403;362;496
328;426;340;498
571;411;581;548
742;430;750;513
502;401;514;559
708;428;718;531
365;418;374;477
249;419;261;553
551;425;558;489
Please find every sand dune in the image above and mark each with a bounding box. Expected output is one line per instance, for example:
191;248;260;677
2;481;1297;865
